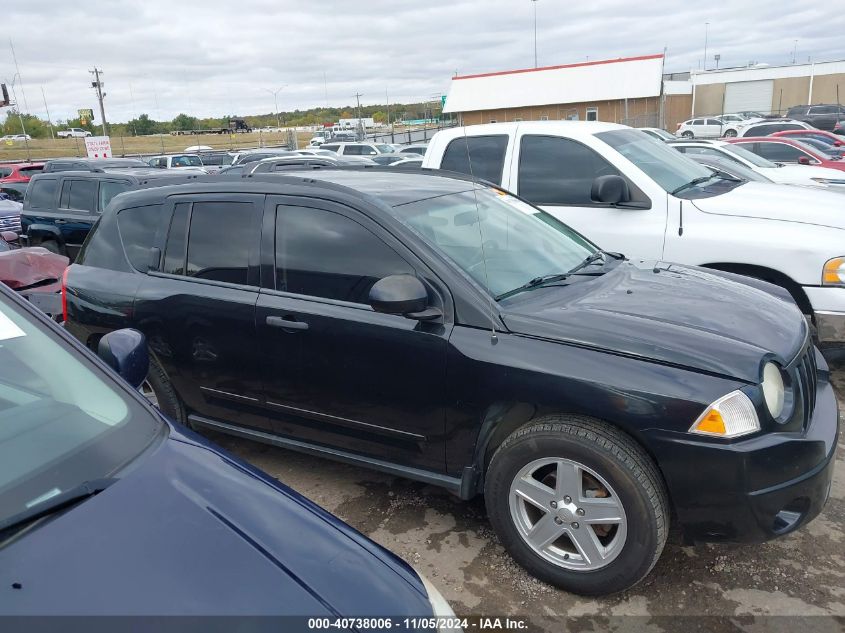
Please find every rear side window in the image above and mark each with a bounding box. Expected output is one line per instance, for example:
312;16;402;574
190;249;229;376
752;142;807;162
275;205;414;304
99;181;131;211
117;205;164;271
18;165;43;176
747;123;803;136
28;179;58;208
440;135;508;185
0;168;11;178
321;145;339;152
59;179;97;212
518;135;622;205
185;202;260;285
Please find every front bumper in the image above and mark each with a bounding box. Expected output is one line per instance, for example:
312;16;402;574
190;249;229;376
804;286;845;342
815;310;845;343
646;349;839;543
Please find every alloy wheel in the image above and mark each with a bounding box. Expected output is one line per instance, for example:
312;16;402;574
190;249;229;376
508;457;627;571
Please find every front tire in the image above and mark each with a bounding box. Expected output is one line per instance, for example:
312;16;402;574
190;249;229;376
485;416;668;596
142;354;187;424
724;129;737;138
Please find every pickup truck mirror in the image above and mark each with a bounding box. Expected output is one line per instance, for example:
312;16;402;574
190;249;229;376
369;274;440;320
591;175;631;205
98;329;149;389
798;156;812;165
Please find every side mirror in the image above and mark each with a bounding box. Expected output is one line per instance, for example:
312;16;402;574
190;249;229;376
591;175;631;205
798;156;811;165
369;275;440;320
98;329;149;389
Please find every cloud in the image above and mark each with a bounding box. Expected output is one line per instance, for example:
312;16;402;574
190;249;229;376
1;0;843;124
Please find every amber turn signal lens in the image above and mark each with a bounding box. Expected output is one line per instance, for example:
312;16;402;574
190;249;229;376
823;257;845;285
693;410;726;435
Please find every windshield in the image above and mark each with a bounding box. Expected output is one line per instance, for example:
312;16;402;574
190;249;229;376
392;187;595;298
721;143;777;168
173;155;203;167
596;129;713;193
0;295;161;527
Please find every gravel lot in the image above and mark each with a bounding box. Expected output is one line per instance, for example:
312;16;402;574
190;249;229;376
209;362;845;631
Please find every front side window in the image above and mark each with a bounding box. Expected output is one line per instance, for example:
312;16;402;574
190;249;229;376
275;205;414;304
27;179;57;208
440;135;508;185
117;204;164;271
721;143;777;168
99;181;131;211
185;202;260;285
172;155;203;167
0;294;160;528
343;145;363;155
393;188;594;298
518;135;622;205
597;129;713;193
752;142;807;162
692;119;704;126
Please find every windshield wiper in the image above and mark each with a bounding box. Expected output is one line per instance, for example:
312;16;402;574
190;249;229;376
0;478;117;536
495;251;610;301
670;174;717;196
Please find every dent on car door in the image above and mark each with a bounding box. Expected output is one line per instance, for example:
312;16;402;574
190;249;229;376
256;196;451;469
135;196;272;432
512;134;664;259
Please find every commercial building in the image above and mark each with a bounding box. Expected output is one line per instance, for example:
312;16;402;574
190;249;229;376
691;59;845;117
442;53;692;130
442;54;845;131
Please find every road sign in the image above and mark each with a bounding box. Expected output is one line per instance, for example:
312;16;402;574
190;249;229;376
84;136;112;159
78;108;94;121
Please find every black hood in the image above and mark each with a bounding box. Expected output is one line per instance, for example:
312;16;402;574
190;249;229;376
500;260;807;382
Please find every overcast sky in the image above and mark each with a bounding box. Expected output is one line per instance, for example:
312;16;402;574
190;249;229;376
2;1;843;124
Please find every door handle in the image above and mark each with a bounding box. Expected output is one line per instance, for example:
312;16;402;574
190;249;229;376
54;219;68;224
266;315;309;331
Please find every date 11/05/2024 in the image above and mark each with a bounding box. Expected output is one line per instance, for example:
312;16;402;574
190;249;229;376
306;617;528;630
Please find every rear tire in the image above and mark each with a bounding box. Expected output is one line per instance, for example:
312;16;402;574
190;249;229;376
143;354;187;425
484;415;669;596
681;131;694;139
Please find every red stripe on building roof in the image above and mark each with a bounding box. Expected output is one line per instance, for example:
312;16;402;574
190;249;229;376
452;53;664;81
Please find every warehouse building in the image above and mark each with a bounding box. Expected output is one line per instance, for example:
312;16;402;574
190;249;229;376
443;54;845;131
691;59;845;117
442;53;692;130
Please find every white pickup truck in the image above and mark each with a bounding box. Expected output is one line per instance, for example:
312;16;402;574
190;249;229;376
423;121;845;345
57;128;92;138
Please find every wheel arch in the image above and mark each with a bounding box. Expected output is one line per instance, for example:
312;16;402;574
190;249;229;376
699;262;812;314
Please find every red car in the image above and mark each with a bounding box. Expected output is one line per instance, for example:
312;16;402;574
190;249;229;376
0;162;45;183
727;137;845;172
770;129;844;147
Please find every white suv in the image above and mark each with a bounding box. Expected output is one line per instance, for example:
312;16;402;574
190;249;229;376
676;117;724;139
320;142;395;156
424;121;845;345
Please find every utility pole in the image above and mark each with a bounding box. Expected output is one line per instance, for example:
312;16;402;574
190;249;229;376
40;86;54;140
264;85;285;128
354;92;364;140
792;40;798;64
531;0;539;68
89;68;108;136
703;22;709;71
9;39;29;114
6;78;31;161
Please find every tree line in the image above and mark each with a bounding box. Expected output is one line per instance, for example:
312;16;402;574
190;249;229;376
1;100;443;139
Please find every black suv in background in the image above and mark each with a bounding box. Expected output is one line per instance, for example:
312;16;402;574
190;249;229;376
21;170;197;259
42;157;150;173
786;104;845;131
63;170;837;596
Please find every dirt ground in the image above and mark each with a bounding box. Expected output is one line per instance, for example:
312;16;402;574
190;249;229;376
209;362;845;632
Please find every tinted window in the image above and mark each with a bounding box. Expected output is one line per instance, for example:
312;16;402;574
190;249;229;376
440;135;508;185
752;142;806;162
275;205;413;304
163;202;189;275
0;168;11;178
321;145;340;152
810;106;836;115
0;187;24;202
705;119;721;125
60;179;97;211
692;120;704;126
518;135;621;205
18;165;43;176
186;202;259;285
747;123;803;136
99;181;131;211
117;204;164;271
28;179;58;208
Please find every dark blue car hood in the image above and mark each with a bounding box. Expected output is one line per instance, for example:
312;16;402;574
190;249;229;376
501;260;807;382
0;423;431;616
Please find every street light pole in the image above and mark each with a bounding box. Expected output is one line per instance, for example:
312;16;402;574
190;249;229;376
40;85;54;140
531;0;539;68
7;76;31;161
264;86;286;129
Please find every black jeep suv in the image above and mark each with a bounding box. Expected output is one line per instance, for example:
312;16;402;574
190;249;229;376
63;169;838;596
